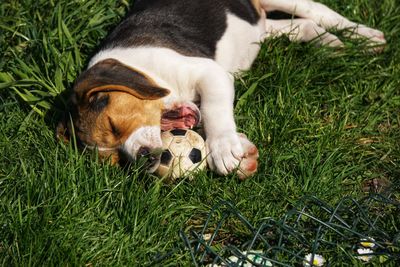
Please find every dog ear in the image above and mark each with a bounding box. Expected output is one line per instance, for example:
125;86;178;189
73;59;170;103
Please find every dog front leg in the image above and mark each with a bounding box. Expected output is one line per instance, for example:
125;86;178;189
196;63;258;178
197;64;242;175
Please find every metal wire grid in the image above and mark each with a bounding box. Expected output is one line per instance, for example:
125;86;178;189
179;193;400;266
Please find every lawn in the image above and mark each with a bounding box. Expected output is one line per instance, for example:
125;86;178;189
0;0;399;266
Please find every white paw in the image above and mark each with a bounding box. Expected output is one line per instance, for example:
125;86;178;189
238;133;259;159
353;25;386;42
206;133;259;178
291;20;344;48
206;133;244;175
236;133;259;180
346;25;386;52
319;32;344;47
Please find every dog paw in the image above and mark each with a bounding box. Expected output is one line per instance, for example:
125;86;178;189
206;133;259;178
236;133;259;180
318;32;344;48
206;133;244;175
346;25;386;52
296;23;344;47
355;25;386;42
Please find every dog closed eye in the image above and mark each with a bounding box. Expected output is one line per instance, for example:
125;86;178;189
89;94;110;112
108;116;121;137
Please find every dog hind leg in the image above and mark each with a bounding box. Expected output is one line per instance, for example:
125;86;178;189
264;18;344;47
260;0;385;47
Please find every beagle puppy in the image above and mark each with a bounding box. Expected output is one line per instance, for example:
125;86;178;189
58;0;385;178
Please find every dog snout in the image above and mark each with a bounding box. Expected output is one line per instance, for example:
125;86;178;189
138;146;151;157
137;146;161;169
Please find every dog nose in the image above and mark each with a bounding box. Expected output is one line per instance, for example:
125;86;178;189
137;146;160;168
138;146;151;157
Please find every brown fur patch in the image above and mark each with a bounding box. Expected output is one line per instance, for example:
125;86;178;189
79;91;163;149
250;0;263;15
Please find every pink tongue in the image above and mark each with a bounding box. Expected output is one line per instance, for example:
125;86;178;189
161;106;198;131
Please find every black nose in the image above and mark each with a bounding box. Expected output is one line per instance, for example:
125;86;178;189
138;147;151;157
137;147;159;168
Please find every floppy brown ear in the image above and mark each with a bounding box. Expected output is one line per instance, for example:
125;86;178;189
74;58;170;102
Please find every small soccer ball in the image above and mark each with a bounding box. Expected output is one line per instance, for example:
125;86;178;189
156;129;207;180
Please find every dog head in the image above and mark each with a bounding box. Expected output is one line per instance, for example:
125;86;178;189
57;58;169;169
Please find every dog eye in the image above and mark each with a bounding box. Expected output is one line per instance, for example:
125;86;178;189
89;94;109;112
108;117;121;137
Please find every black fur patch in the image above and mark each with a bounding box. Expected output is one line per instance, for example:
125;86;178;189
267;11;299;20
100;0;261;58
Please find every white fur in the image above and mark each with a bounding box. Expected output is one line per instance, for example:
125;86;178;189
265;18;344;47
215;13;266;72
122;126;162;159
84;145;117;152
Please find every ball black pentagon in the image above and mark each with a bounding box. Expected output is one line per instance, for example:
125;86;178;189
170;129;187;136
188;148;202;164
160;150;173;165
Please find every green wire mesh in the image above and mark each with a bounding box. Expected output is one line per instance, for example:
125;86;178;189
175;189;400;266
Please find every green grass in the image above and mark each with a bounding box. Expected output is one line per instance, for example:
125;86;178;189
1;0;399;265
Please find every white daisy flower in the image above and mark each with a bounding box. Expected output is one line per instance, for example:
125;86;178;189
202;233;212;241
356;248;374;262
303;253;325;267
360;237;376;249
